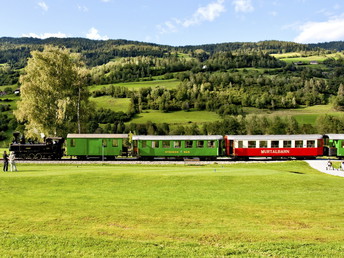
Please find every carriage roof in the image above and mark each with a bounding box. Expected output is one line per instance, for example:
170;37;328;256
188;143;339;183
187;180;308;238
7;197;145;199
324;134;344;140
225;134;323;141
132;135;223;141
67;134;129;139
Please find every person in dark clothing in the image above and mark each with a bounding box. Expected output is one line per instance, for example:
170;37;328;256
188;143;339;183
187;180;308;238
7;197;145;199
3;151;8;172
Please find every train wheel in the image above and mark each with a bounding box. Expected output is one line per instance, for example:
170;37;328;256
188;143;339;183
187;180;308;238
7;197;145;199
35;153;42;160
28;153;35;160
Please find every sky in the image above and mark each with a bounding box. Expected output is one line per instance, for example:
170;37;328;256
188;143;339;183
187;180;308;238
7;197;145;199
1;0;344;46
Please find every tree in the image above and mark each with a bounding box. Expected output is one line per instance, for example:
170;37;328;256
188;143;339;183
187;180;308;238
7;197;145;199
333;83;344;111
15;46;92;138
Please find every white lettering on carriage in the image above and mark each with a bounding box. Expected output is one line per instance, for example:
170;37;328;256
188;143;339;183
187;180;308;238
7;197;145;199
261;150;290;154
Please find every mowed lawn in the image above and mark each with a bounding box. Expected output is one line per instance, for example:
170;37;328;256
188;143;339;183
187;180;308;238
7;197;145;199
0;162;343;256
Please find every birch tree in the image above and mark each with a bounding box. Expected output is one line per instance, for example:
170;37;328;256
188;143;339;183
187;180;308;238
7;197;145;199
15;45;92;138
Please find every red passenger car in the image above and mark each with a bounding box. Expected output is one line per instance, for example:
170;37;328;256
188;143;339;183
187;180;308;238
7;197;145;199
224;135;324;159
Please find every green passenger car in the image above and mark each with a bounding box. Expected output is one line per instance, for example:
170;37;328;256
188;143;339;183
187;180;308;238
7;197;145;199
66;134;129;159
325;134;344;158
132;135;223;160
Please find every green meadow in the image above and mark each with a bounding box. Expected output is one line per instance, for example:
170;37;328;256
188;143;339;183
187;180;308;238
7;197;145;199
0;162;343;256
272;52;344;64
130;110;222;124
244;104;343;125
90;96;131;112
89;78;180;92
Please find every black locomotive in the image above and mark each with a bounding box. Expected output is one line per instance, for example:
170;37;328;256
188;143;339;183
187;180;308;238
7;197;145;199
9;132;65;160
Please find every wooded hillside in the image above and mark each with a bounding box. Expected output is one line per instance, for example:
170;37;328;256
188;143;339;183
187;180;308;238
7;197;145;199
1;37;344;143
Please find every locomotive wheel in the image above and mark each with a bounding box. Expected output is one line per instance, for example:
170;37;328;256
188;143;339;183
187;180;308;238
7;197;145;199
29;153;35;160
35;153;42;160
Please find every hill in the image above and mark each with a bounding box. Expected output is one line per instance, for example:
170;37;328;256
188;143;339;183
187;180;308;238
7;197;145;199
1;37;344;144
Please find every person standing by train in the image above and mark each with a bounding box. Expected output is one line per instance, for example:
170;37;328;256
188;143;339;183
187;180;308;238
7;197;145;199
9;151;17;172
3;151;8;172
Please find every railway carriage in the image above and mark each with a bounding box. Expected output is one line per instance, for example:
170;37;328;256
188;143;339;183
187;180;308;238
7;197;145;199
324;134;344;158
224;134;324;159
132;135;223;160
66;134;129;160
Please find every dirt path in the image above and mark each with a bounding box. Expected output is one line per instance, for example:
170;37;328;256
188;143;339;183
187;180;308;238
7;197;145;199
306;160;344;177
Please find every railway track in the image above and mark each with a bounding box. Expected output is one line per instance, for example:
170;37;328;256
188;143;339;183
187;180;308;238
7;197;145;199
14;158;287;165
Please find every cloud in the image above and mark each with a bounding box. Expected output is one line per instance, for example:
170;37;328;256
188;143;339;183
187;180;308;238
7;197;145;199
294;16;344;43
180;0;226;27
86;27;109;40
38;1;48;12
78;5;89;12
157;21;178;34
232;0;254;13
22;32;67;39
157;0;226;34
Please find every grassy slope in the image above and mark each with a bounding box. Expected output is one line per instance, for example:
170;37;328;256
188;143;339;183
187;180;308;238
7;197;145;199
89;78;180;92
0;162;343;256
90;96;131;112
272;52;344;63
244;104;342;125
129;110;222;124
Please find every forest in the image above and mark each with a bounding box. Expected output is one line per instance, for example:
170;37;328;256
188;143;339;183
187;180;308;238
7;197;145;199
1;37;344;142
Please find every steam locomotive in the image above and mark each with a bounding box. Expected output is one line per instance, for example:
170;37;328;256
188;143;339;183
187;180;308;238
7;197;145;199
9;132;64;160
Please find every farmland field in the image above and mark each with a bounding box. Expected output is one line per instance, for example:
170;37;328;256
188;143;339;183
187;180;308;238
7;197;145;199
0;162;343;256
89;78;180;92
129;110;222;124
244;104;343;125
272;52;344;63
90;96;131;112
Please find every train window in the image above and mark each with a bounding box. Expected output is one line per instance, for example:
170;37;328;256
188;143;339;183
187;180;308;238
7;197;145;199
341;141;344;148
152;141;159;148
271;141;279;148
295;140;303;148
238;141;243;148
141;140;147;148
102;139;107;147
197;141;204;148
207;141;215;148
307;140;315;148
186;141;193;148
248;141;256;148
112;139;119;147
283;141;292;148
259;141;267;148
174;141;181;148
163;141;170;148
70;139;76;147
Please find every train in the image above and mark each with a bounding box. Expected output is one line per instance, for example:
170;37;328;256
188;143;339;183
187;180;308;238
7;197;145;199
9;132;344;160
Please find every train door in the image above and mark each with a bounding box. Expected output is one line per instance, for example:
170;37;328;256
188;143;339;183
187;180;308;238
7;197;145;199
87;139;103;156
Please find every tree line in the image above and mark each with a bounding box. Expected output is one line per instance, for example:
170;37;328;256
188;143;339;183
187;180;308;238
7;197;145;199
88;114;344;136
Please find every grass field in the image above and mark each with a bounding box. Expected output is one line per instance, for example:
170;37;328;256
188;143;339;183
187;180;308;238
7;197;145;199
0;162;343;256
89;79;180;92
272;52;344;64
0;147;8;154
244;104;343;125
129;110;222;124
90;96;131;112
